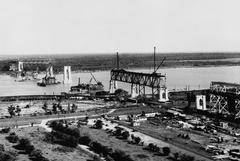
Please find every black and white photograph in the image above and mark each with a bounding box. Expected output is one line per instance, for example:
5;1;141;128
0;0;240;161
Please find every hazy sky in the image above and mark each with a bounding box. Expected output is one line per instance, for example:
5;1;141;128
1;0;240;55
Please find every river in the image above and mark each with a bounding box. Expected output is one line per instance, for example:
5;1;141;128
0;66;240;96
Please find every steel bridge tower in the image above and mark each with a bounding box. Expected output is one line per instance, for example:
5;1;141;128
210;82;240;118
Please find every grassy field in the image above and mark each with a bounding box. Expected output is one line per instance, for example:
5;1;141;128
0;127;92;161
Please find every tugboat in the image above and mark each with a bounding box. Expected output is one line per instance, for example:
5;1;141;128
37;65;60;87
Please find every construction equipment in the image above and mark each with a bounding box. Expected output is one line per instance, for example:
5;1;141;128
153;57;166;74
37;65;60;87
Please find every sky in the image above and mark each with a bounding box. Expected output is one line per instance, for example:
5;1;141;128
0;0;240;55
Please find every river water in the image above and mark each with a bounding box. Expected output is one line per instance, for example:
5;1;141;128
0;66;240;96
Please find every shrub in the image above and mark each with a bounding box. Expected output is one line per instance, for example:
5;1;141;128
14;138;34;154
51;131;78;148
111;149;134;161
50;121;80;138
25;145;35;154
134;137;141;144
15;138;31;150
173;152;180;160
0;144;4;152
122;131;130;140
106;155;114;161
90;141;103;154
0;151;16;161
79;136;92;146
95;120;103;129
92;155;102;161
29;149;49;161
162;147;171;156
6;133;19;143
114;128;123;136
148;143;160;152
180;154;195;161
0;127;10;134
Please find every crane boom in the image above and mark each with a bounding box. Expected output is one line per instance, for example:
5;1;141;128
153;57;166;74
90;72;98;83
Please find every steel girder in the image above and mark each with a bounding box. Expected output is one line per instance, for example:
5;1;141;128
210;82;240;118
110;69;166;88
235;100;240;119
210;94;229;114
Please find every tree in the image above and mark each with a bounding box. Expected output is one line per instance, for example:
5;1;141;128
122;131;130;140
29;149;49;161
6;133;19;143
115;128;123;136
67;103;71;113
57;102;64;113
52;103;57;114
162;147;171;156
95;120;103;129
131;134;135;140
8;105;15;117
15;138;34;154
180;154;195;161
0;144;4;152
134;137;141;144
15;106;21;116
106;155;114;161
148;143;154;151
0;151;16;161
79;136;91;146
16;138;31;149
173;152;180;161
71;104;78;113
42;102;48;112
111;149;134;161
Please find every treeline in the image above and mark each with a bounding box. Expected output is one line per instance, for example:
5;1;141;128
3;52;240;73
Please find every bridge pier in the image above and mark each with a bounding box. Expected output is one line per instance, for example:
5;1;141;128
131;84;138;98
158;87;169;102
109;80;118;93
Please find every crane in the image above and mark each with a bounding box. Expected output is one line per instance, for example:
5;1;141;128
153;57;166;74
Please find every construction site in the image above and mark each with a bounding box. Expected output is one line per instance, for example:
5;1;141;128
0;51;240;161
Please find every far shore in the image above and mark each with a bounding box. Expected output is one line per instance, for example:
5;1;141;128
1;62;240;75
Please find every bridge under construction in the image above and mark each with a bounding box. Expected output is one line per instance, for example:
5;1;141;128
209;81;240;119
109;69;168;102
109;48;169;102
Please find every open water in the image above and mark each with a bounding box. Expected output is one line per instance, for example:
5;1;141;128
0;66;240;96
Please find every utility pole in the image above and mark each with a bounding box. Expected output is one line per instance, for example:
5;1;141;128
117;52;119;69
154;46;156;71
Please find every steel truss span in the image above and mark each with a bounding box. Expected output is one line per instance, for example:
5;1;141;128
210;82;240;118
109;69;168;102
110;69;166;88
